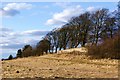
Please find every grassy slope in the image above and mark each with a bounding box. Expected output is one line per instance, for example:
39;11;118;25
2;48;119;78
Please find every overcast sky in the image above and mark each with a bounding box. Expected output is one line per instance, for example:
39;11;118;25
0;2;118;59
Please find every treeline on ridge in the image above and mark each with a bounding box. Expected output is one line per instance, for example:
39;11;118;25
15;2;120;59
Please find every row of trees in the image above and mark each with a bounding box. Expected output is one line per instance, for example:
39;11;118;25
16;39;50;58
45;8;119;53
16;1;120;58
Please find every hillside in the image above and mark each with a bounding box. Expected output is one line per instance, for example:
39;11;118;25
2;47;119;78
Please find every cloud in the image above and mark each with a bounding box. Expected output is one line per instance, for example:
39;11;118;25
0;8;20;17
86;6;96;12
0;28;49;50
4;3;33;10
0;3;33;17
0;27;13;37
1;43;25;49
0;27;49;38
46;5;84;26
22;30;49;36
0;27;12;32
1;38;41;50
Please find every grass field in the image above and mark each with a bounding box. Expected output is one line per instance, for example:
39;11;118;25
1;48;119;78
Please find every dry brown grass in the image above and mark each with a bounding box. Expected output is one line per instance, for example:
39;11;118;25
2;48;119;78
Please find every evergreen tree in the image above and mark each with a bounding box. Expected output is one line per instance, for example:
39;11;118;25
8;55;13;60
16;49;22;58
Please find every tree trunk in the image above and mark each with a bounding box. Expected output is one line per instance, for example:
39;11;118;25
55;46;58;53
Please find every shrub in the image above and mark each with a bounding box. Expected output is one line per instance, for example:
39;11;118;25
87;34;120;59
